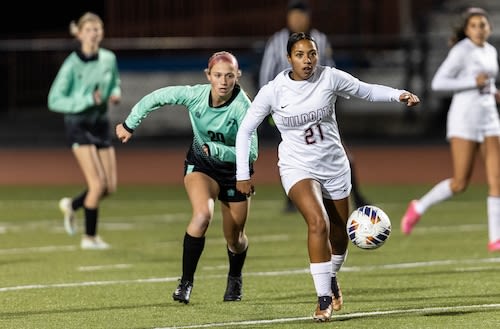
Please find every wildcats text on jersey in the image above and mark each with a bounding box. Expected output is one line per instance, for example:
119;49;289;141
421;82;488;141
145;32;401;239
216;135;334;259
280;104;333;127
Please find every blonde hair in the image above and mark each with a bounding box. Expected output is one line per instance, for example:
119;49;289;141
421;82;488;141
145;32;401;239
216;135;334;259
69;12;103;37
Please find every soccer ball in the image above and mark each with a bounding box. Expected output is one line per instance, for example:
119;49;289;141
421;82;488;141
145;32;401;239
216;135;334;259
346;205;391;250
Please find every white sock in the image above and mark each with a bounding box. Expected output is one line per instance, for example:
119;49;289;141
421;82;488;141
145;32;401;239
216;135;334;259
331;252;347;277
310;261;332;297
487;196;500;242
415;179;453;214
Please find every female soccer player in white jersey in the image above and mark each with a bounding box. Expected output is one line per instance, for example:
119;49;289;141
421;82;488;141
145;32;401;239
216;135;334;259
260;0;370;213
235;32;419;322
116;51;258;304
401;7;500;253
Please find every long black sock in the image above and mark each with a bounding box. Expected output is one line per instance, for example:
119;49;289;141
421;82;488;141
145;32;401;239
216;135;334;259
227;246;248;277
72;190;88;211
349;159;368;207
84;207;98;236
181;233;205;283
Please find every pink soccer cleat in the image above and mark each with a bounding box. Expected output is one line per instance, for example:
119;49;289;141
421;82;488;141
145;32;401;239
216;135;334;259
487;240;500;252
401;200;421;235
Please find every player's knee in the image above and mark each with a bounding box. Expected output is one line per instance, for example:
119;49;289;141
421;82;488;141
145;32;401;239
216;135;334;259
227;234;248;253
307;215;329;236
190;213;212;231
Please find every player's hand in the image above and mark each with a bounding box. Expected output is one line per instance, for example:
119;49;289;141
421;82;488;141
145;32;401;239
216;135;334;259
399;92;420;107
202;144;210;156
476;72;490;88
236;180;255;198
93;89;102;105
109;95;121;105
115;123;132;143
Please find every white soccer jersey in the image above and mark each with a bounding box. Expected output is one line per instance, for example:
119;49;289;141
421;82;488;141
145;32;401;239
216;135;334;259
432;38;499;142
236;66;404;181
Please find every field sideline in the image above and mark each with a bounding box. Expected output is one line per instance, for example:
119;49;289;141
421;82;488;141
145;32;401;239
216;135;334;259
1;184;499;328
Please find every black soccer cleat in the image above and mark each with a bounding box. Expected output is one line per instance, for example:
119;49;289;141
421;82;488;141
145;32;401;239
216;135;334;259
223;275;242;301
172;279;193;304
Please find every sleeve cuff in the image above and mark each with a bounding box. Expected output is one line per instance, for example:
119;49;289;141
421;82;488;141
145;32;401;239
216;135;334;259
123;122;135;133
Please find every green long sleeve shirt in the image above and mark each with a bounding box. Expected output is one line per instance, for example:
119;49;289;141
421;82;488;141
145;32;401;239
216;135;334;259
124;83;258;165
48;48;121;118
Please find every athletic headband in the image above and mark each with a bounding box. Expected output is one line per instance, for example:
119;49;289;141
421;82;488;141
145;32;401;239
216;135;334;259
464;7;487;16
207;51;239;71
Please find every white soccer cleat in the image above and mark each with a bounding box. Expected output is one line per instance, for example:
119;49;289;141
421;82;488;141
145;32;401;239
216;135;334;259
59;197;77;235
80;235;110;250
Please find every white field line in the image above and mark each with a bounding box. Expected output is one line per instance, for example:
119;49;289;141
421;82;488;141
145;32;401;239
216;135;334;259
340;257;500;272
0;213;189;233
0;196;487;234
0;234;292;255
0;209;285;233
0;221;487;239
0;245;77;254
77;264;132;271
154;303;500;329
1;257;499;293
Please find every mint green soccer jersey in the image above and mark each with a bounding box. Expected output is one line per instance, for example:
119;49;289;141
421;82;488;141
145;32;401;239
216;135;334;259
48;48;121;116
125;84;258;165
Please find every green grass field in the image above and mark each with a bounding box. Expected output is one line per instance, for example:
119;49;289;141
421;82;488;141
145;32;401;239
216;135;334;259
1;184;499;329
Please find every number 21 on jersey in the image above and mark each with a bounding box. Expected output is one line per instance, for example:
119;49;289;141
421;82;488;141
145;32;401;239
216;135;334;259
304;123;324;144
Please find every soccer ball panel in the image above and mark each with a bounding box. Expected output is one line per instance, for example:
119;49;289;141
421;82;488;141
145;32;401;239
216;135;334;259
346;205;391;249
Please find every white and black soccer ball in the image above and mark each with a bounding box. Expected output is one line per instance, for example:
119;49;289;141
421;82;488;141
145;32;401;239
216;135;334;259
346;205;391;250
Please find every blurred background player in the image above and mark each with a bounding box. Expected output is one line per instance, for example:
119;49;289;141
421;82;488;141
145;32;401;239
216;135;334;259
116;51;258;304
258;0;369;212
236;32;420;322
48;12;121;250
401;7;500;252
